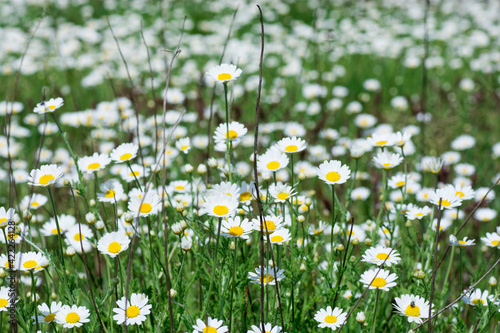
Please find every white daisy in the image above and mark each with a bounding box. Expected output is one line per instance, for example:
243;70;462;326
206;63;242;84
314;306;347;330
359;268;398;291
55;304;90;328
316;160;351;185
113;293;152;325
27;164;64;187
97;231;130;258
110;143;139;163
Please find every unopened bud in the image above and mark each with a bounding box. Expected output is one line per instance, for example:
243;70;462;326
489;277;497;286
207;157;217;168
172;223;183;235
66;246;76;257
184;164;193;173
405;220;411;227
364;238;373;246
356;311;366;323
175;202;184;212
86;212;96;224
0;268;5;278
95;220;105;230
336;244;344;251
298;172;306;180
23;210;32;222
51;292;57;299
351;238;359;246
230;241;236;250
170;289;177;297
305;198;312;206
297;215;305;223
197;164;207;174
300;263;306;271
414;270;425;279
349;255;356;262
89;199;96;207
63;179;70;186
124;213;133;224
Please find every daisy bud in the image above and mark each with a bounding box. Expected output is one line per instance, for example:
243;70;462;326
268;259;274;267
246;238;252;246
23;210;32;222
351;238;359;246
300;263;306;271
346;211;352;222
297;215;305;223
95;221;105;230
182;210;188;216
63;179;70;186
249;153;255;162
414;270;425;279
170;289;177;297
117;209;123;217
175;202;184;212
350;255;356;262
86;212;96;224
66;246;76;257
112;278;120;286
172;223;183;235
364;238;372;246
184;164;193;173
489;277;497;286
124;213;133;223
181;237;192;251
90;199;96;207
51;292;57;299
356;311;366;323
305;198;312;206
405;220;412;227
0;268;5;278
261;172;271;181
197;164;207;174
230;241;236;250
298;172;306;180
207;157;217;168
180;220;187;230
336;244;344;252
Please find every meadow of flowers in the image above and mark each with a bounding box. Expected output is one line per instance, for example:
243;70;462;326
1;0;500;332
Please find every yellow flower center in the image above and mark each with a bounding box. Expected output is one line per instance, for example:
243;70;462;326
105;190;116;198
120;153;132;161
140;203;152;214
0;218;7;224
472;298;485;305
74;233;84;241
271;235;284;243
87;162;101;170
456;191;465;197
180;145;189;151
126;305;140;318
404;304;420;317
376;140;388;145
458;240;466;245
383;163;392;168
39;174;55;185
66;312;80;323
267;161;280;170
441;200;451;207
491;240;499;246
415;213;424;216
213;205;229;216
324;315;337;323
262;220;276;233
326;171;341;182
203;327;217;333
396;181;405;187
108;242;122;254
45;313;56;322
228;226;243;237
261;274;274;284
239;192;252;201
31;202;39;207
226;130;238;139
23;260;37;269
48;105;56;110
376;253;389;260
130;171;140;176
277;193;289;200
175;186;185;190
217;73;232;81
285;145;298;152
314;229;323;235
51;228;59;235
371;277;387;288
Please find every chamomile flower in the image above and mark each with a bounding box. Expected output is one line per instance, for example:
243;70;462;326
314;306;347;330
28;164;64;187
453;184;475;200
368;133;395;148
97;179;125;203
247;322;283;333
66;225;94;253
316;160;351;185
373;151;403;170
207;181;241;198
422;157;443;174
405;206;432;221
481;232;500;248
351;187;370;201
393;294;432;324
265;228;292;245
251;214;284;234
275;136;307;154
248;265;285;286
269;183;296;202
201;193;238;218
463;288;489;306
19;251;48;272
34;301;62;324
206;63;242;84
474;208;497;222
220;216;252;239
388;174;408;189
97;231;130;258
362;246;401;267
0;286;15;311
192;317;228;333
257;148;289;173
393;131;412;147
110;143;138;163
55;305;90;328
360;268;398;291
113;293;152;325
33;97;64;114
128;191;161;217
213;121;247;144
354;113;377;129
428;186;463;210
175;137;191;154
449;234;475;247
0;207;16;227
21;193;48;210
78;153;111;173
308;221;328;236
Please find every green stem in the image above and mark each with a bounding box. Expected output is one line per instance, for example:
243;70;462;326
371;289;380;333
47;187;66;270
31;271;39;332
127;161;143;191
201;218;223;319
331;185;336;287
374;170;388;242
228;239;238;332
223;82;232;183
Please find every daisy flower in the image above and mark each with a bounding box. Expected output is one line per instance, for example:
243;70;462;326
308;221;328;236
19;251;48;272
201;194;238;218
251;214;284;234
65;224;94;253
97;231;131;258
213;121;247;144
354;113;377;129
238;181;255;204
449;234;475;247
207;181;241;198
0;207;16;228
453;184;475;200
265;228;292;245
97;179;125;203
275;136;307;154
367;133;395;148
33;97;64;114
128;191;162;217
110;143;138;163
393;131;412;147
220;216;253;239
393;294;432;324
360;268;398;291
372;151;403;170
351;187;370;201
474;208;497;222
361;246;401;267
113;293;152;325
314;306;347;330
28;164;64;187
55;305;90;328
206;63;242;84
41;214;76;237
34;301;63;324
21;193;48;210
247;322;283;333
428;186;463;210
481;232;500;248
175;137;191;154
269;183;296;202
257;148;289;173
422;157;443;174
405;206;432;221
0;286;16;311
170;180;190;193
388;174;407;189
78;152;111;173
248;265;285;286
316;160;351;185
192;317;228;333
463;288;489;306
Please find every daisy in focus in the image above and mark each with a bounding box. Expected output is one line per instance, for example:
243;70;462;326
113;293;152;325
28;164;64;187
316;160;351;185
192;317;228;333
247;323;284;333
248;265;285;286
449;235;475;247
55;304;90;328
128;191;162;217
220;216;252;239
33;301;62;324
110;142;139;163
275;136;307;154
206;63;242;84
361;246;401;267
393;294;432;324
78;152;112;173
359;268;398;291
33;97;64;114
314;306;347;330
97;231;131;258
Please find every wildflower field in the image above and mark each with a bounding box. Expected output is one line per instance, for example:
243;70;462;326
2;0;500;332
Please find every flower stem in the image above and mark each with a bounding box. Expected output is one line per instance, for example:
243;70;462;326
47;186;66;270
201;217;223;319
371;289;381;333
331;184;336;284
228;239;238;332
223;82;232;183
30;271;39;332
